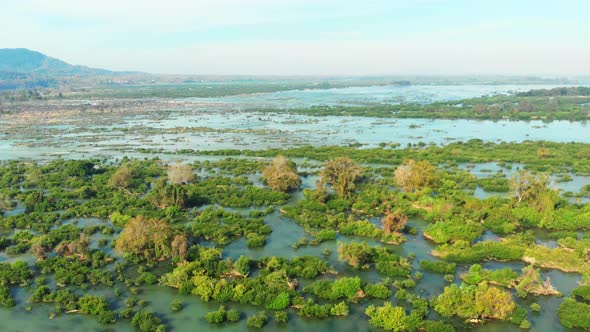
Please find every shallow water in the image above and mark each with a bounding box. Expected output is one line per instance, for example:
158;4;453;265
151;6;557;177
2;84;590;160
192;84;580;109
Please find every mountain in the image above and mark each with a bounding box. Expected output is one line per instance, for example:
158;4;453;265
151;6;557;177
0;48;128;90
0;48;113;76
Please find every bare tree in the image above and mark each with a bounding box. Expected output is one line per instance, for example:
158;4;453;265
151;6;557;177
319;157;362;198
167;162;195;185
394;159;439;192
262;155;301;192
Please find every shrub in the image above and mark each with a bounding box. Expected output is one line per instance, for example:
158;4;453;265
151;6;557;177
131;310;164;332
226;309;240;322
365;283;392;299
205;305;226;324
558;298;590;329
274;311;288;324
330;301;349;316
419;260;456;274
170;299;183;312
247;311;269;328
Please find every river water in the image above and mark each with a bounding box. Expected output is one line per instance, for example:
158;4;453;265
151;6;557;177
1;84;589;160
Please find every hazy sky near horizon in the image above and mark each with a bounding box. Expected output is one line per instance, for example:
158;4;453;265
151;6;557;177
1;0;589;76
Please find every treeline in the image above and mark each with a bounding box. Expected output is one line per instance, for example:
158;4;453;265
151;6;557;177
251;86;590;121
517;86;590;96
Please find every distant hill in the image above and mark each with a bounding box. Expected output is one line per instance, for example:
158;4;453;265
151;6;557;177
0;48;113;76
0;48;131;90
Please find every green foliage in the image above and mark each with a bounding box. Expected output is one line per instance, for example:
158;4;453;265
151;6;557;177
189;177;289;208
558;298;590;329
571;285;590;301
420;320;456;332
131;310;164;332
247;311;269;328
365;283;392;299
339;220;384;239
330;301;350;316
419;260;456;274
274;311;288;324
434;240;525;263
424;220;484;244
0;261;33;286
205;305;227;324
226;309;241;322
0;286;15;307
36;255;113;286
192;206;271;246
169;299;183;312
313;229;337;243
462;264;518;287
305;277;361;301
365;302;412;332
298;299;332;318
78;295;116;324
432;282;516;322
267;292;290;310
337;241;375;269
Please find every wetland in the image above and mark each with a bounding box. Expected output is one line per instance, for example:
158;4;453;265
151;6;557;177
2;82;590;332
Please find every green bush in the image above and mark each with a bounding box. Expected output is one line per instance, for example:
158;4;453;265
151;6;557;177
558;298;590;329
131;310;164;332
247;311;269;328
419;260;456;274
274;311;288;324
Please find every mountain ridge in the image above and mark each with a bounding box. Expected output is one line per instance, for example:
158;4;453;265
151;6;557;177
0;48;116;76
0;48;142;90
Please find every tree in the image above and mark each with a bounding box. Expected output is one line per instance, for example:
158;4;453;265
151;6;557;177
23;191;46;213
246;311;268;328
365;302;410;332
558;298;590;329
432;282;515;322
381;208;408;234
537;147;551;159
394;160;439;192
115;216;173;261
108;164;132;190
148;180;189;209
509;170;550;204
171;234;188;261
131;310;164;332
262;155;301;192
167;162;195;185
30;236;50;261
55;234;90;259
24;165;42;186
338;241;374;269
319;157;362;198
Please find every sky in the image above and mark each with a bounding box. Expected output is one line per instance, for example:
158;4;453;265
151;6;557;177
1;0;589;76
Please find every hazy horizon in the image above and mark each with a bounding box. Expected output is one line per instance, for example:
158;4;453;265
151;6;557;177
2;0;589;76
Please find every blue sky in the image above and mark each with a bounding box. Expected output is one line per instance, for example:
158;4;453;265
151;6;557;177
1;0;589;75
